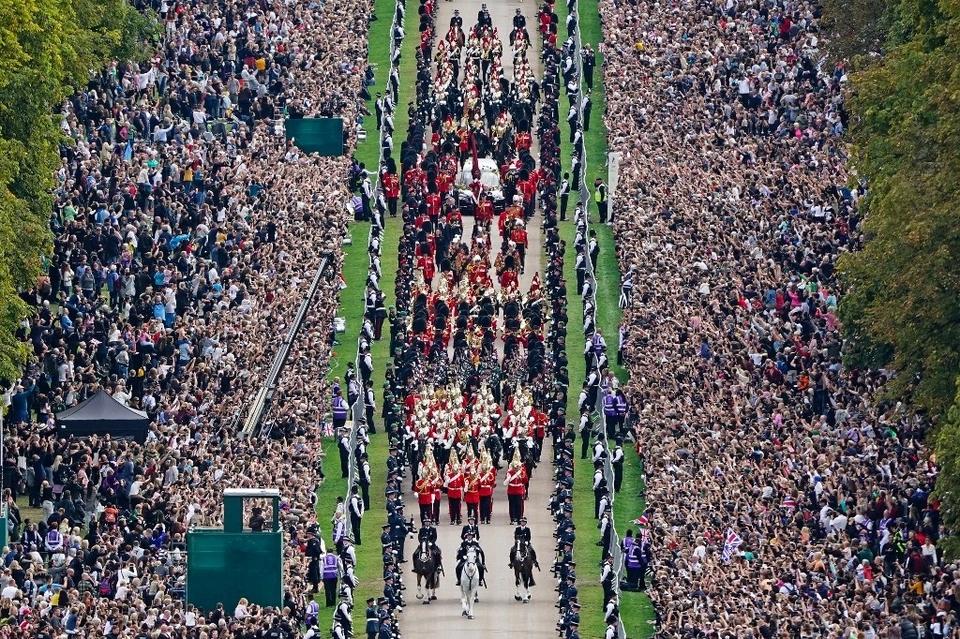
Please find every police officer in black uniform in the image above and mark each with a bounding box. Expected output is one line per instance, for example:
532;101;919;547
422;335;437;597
510;516;540;570
365;597;380;639
334;591;353;637
418;518;438;548
477;3;492;28
513;516;532;543
460;515;480;541
455;530;486;586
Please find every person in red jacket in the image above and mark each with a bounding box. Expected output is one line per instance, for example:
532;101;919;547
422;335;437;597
476;195;494;225
509;220;528;271
515;130;532;152
505;450;528;524
415;463;435;524
445;451;465;525
425;191;441;219
416;253;436;284
464;467;480;522
477;452;497;524
382;170;400;217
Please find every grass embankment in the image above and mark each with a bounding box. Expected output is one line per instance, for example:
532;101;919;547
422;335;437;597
555;0;652;635
352;0;418;618
313;0;413;629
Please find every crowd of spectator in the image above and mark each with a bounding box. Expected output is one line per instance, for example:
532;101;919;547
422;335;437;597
599;0;951;637
0;0;378;635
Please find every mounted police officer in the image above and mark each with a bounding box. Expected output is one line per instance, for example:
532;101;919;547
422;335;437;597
460;515;480;541
509;516;540;570
418;518;438;549
455;529;486;586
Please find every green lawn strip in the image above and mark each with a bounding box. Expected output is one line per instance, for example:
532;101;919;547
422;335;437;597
593;228;625;384
611;449;653;637
312;218;368;632
314;0;409;625
579;0;653;633
354;0;398;175
326;222;373;384
577;0;625;384
559;215;606;639
353;0;419;622
554;3;603;636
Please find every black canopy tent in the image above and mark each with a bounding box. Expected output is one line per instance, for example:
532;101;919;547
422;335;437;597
56;391;150;443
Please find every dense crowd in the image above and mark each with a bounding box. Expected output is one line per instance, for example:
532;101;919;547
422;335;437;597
598;0;950;637
0;0;377;635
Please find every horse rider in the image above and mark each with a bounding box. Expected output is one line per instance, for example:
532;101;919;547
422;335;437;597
455;529;486;586
514;516;532;543
418;518;438;552
509;516;540;570
461;515;480;541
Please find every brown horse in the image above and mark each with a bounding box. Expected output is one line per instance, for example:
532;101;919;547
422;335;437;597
413;543;442;603
510;540;536;602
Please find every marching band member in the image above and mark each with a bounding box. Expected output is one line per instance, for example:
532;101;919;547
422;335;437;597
444;450;465;525
505;449;529;524
478;451;497;524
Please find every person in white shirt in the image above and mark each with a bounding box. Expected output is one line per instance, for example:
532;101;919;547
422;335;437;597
0;582;21;600
234;597;249;619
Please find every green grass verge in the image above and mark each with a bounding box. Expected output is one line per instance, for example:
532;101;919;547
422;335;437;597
314;220;370;631
327;222;374;385
558;215;605;639
611;451;649;637
313;0;413;627
354;0;397;175
331;0;419;627
555;0;652;635
578;0;625;385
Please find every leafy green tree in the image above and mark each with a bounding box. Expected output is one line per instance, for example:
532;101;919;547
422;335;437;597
838;0;960;417
934;378;960;558
0;0;156;380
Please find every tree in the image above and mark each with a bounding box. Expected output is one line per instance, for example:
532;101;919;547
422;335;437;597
0;0;157;380
838;0;960;418
934;378;960;558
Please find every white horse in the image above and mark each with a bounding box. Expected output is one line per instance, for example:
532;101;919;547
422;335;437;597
459;548;481;619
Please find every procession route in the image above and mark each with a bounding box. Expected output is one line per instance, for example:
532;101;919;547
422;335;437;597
401;441;557;639
401;1;556;636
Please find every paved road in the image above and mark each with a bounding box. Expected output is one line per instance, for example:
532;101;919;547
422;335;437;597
401;440;557;639
402;2;556;637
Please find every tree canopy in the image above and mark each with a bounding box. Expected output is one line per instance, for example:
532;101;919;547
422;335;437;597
0;0;156;380
838;0;960;418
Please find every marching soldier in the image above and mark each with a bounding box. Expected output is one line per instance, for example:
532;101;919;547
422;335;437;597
505;449;528;524
477;452;496;524
415;462;436;524
445;450;465;525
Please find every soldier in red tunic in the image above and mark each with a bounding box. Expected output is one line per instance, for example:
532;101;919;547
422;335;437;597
505;450;529;524
444;450;465;525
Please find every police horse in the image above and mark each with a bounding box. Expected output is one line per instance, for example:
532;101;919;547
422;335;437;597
459;547;481;619
511;540;536;603
413;542;442;603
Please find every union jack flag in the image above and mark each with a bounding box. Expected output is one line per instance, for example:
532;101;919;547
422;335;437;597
782;495;797;511
722;528;742;563
632;513;649;527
